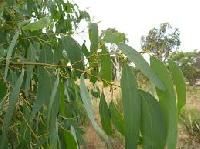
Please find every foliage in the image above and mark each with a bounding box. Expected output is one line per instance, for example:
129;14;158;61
0;0;186;149
141;23;180;61
169;51;200;85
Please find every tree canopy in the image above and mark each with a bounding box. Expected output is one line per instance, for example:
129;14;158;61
141;23;180;61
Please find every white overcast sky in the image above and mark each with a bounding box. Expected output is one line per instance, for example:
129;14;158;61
75;0;200;52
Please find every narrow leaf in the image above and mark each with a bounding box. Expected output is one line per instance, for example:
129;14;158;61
99;92;112;135
88;23;98;52
1;69;24;147
109;101;124;135
0;77;7;101
151;57;177;149
80;75;109;143
140;90;167;149
31;68;52;116
49;75;60;149
121;64;141;149
81;43;89;57
59;80;65;116
4;30;20;80
168;61;186;113
100;45;112;85
25;43;37;96
64;131;77;149
118;43;165;91
48;72;60;126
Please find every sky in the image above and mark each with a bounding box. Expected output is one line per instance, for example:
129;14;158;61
75;0;200;52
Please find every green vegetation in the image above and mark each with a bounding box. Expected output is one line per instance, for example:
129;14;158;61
169;51;200;85
0;0;189;149
141;23;180;61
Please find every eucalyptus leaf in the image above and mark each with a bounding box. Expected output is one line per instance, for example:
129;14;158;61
140;90;167;149
22;17;50;31
1;69;24;148
169;60;186;113
151;57;177;149
99;92;112;135
121;64;141;149
80;75;109;144
118;43;165;91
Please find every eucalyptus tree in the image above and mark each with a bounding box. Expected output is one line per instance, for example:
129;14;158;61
0;0;186;148
141;23;180;61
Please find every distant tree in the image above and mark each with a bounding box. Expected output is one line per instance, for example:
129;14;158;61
141;23;180;61
169;51;200;85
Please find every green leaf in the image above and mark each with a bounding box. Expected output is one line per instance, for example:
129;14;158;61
118;43;165;91
22;17;50;31
64;131;77;149
48;74;60;149
62;36;84;76
168;61;186;113
48;72;60;127
88;23;98;52
99;92;112;135
103;29;126;44
1;69;24;148
151;57;177;149
24;43;37;96
109;101;124;135
139;90;167;149
39;45;54;64
121;64;141;149
80;75;109;143
100;45;112;85
0;77;7;101
4;30;20;80
81;43;89;57
32;68;52;116
59;80;65;116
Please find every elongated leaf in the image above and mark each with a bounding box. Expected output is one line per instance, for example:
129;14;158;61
22;17;50;31
81;43;89;57
151;57;177;149
88;23;98;52
99;92;112;135
32;68;52;116
49;75;60;149
121;64;140;149
0;77;7;101
80;75;109;143
25;43;37;96
118;43;165;91
62;36;84;76
139;90;167;149
168;61;186;113
1;69;24;148
109;101;124;135
88;23;99;83
48;73;60;126
100;45;112;85
59;80;65;116
4;30;20;80
64;131;77;149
